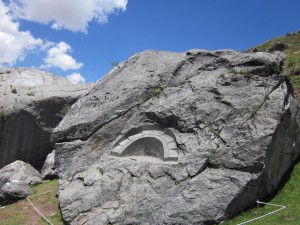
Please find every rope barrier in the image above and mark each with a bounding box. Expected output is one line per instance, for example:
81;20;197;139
26;197;54;225
237;200;287;225
0;189;55;223
28;190;54;198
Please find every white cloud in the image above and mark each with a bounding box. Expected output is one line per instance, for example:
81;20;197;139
41;42;83;71
9;0;128;33
67;73;86;84
0;1;42;66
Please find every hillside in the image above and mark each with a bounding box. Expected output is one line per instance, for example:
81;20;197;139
247;30;300;102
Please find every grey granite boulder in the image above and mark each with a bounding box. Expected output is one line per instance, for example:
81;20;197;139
1;181;32;200
0;160;42;205
0;68;90;169
41;150;58;179
52;49;300;224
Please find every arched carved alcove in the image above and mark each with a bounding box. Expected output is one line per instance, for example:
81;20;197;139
111;129;179;163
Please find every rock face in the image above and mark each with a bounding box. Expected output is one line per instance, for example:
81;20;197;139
52;50;300;224
41;150;58;179
0;68;90;169
0;160;42;205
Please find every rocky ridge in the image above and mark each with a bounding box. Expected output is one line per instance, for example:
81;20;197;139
51;49;300;224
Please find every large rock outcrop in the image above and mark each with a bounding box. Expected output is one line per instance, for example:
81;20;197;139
0;68;90;169
52;49;300;224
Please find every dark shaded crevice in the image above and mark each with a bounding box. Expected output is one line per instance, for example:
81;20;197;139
234;59;266;67
187;82;195;92
262;154;300;203
164;171;179;184
186;159;208;180
220;100;234;107
144;112;185;132
208;87;221;96
185;51;219;60
147;171;164;180
224;173;268;221
206;160;265;174
284;78;294;106
122;166;140;179
207;124;227;145
172;61;187;77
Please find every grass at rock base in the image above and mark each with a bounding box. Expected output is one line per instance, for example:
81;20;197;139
223;161;300;225
0;179;63;225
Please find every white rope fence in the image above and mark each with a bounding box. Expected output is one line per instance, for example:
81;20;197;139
0;189;55;225
26;197;54;225
26;189;55;225
30;190;54;198
237;200;287;225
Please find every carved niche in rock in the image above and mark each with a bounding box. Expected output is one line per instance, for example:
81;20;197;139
111;127;179;163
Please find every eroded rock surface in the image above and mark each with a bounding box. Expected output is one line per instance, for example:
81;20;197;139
52;49;300;224
0;68;90;169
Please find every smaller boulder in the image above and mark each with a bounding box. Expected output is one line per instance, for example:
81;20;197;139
0;160;42;205
41;151;58;180
2;181;32;199
0;160;42;186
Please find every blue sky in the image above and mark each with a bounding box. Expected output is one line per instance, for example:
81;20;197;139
1;0;300;83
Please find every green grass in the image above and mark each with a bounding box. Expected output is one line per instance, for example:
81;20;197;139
248;30;300;76
247;30;300;103
152;83;171;96
136;98;145;107
26;91;35;96
223;161;300;225
0;179;63;225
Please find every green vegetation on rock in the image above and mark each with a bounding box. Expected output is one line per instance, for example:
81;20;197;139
26;91;35;96
247;30;300;101
136;98;145;107
59;103;71;116
152;83;170;96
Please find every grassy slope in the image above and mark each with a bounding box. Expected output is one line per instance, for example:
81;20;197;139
0;179;63;225
249;30;300;74
224;30;300;224
223;161;300;225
